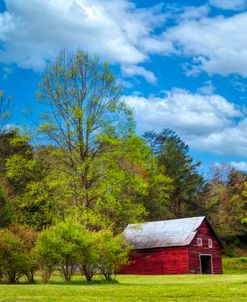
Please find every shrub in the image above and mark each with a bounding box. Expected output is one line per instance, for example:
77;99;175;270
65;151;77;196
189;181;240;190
9;225;38;283
0;229;30;283
36;219;86;282
35;228;62;282
96;230;130;280
36;220;131;282
77;231;100;282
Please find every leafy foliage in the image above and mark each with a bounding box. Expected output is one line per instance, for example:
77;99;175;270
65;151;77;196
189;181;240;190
0;187;14;228
35;219;130;282
199;165;247;243
0;228;33;283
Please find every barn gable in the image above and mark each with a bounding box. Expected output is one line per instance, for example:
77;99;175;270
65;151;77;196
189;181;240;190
124;216;205;249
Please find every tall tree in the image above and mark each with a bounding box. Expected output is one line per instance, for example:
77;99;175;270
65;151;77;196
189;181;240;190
144;129;203;218
37;50;157;230
38;50;132;205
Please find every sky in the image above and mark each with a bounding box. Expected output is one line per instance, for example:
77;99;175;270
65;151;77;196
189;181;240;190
1;0;247;175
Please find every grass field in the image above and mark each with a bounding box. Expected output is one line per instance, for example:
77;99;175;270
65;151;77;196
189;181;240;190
0;258;246;302
223;257;247;274
0;274;247;302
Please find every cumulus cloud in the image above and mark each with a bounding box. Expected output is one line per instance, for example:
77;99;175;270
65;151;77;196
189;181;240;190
121;65;157;84
163;10;247;77
230;161;247;171
209;0;246;11
0;0;167;81
125;88;247;156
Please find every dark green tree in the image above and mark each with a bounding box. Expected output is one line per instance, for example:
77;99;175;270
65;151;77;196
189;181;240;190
144;129;203;218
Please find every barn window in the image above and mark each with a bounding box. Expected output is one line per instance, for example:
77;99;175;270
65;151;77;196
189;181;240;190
197;238;202;246
208;239;213;248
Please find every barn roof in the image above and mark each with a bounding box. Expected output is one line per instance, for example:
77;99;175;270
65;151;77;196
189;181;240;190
124;216;205;249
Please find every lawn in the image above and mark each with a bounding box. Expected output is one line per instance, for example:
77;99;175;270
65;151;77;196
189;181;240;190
0;274;247;302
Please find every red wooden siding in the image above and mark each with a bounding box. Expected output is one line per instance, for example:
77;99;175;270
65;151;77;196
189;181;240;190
120;247;189;275
188;220;222;274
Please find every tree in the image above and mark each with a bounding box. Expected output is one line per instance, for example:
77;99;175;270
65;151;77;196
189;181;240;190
37;50;155;230
38;50;132;205
0;129;32;177
144;129;203;218
6;146;64;230
199;164;247;243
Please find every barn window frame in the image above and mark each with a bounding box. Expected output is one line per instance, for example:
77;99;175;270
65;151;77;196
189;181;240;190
197;238;203;246
208;239;213;248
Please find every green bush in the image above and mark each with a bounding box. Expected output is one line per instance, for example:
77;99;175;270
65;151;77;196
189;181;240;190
36;220;131;282
77;230;98;282
36;219;89;282
96;230;131;280
35;227;63;282
9;225;38;283
0;229;30;283
77;230;130;281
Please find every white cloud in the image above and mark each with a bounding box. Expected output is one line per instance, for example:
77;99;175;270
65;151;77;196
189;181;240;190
230;161;247;171
197;81;215;95
121;65;157;84
3;0;247;80
163;10;247;77
0;0;167;81
125;88;247;156
209;0;246;11
178;5;210;20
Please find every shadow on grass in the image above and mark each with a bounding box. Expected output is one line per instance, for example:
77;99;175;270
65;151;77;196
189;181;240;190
0;278;119;286
49;278;119;286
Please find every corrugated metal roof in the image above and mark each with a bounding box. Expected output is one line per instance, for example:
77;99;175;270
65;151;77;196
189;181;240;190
124;216;205;249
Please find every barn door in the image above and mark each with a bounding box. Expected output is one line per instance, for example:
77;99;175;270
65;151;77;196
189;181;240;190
200;255;212;274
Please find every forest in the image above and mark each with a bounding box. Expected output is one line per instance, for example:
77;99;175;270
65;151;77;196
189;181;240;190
0;50;247;283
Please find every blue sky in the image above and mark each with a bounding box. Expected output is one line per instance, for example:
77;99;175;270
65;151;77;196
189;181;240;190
1;0;247;174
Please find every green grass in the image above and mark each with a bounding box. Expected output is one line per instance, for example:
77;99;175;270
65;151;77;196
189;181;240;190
223;257;247;274
0;274;247;302
0;258;246;302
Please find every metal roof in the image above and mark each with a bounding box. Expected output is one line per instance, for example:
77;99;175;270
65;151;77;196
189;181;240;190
124;216;205;249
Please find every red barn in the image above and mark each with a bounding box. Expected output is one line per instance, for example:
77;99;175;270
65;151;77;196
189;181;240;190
120;216;222;275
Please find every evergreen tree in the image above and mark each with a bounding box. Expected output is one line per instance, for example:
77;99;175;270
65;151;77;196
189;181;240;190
144;129;203;218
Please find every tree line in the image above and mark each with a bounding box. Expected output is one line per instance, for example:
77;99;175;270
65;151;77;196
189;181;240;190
0;50;247;282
